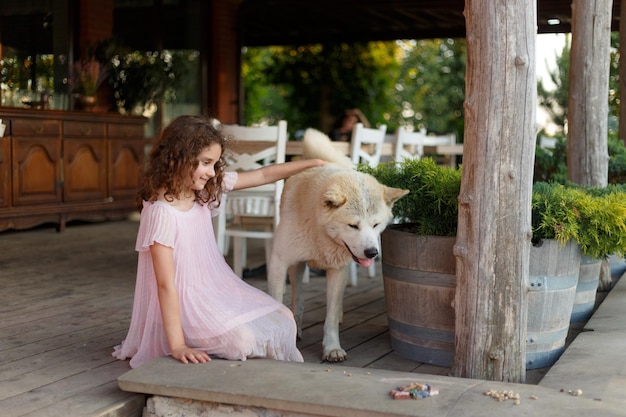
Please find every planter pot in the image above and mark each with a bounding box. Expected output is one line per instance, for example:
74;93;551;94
570;255;601;324
381;225;456;367
382;226;580;370
75;94;96;111
526;239;580;369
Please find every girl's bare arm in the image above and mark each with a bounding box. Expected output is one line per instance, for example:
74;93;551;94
233;158;325;191
151;242;210;364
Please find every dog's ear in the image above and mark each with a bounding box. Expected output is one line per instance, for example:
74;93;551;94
322;188;347;209
384;186;409;206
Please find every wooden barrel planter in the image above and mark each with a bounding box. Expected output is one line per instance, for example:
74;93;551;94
526;239;581;369
570;255;601;324
382;226;581;370
381;225;456;367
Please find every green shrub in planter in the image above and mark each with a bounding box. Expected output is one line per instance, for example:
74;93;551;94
532;182;626;259
357;157;461;236
359;156;626;258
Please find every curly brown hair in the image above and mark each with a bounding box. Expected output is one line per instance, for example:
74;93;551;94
137;115;229;211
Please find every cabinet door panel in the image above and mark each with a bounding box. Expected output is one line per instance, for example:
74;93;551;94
12;137;62;205
108;139;144;200
0;137;10;207
64;138;107;202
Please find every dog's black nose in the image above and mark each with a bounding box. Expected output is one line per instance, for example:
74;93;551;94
364;247;379;259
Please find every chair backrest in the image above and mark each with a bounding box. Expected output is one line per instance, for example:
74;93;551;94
350;123;387;167
222;122;288;171
394;127;427;161
221;120;287;209
394;127;456;160
539;135;558;152
214;121;288;252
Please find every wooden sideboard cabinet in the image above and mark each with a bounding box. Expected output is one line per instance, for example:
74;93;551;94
0;109;147;232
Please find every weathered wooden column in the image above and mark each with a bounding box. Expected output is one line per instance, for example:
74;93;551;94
452;0;536;382
568;0;612;187
619;2;626;144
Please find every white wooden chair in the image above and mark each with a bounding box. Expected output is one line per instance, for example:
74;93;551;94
394;126;456;161
215;121;288;277
347;122;387;286
350;123;387;167
539;135;558;153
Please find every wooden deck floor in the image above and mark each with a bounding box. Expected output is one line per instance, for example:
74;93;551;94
1;219;560;416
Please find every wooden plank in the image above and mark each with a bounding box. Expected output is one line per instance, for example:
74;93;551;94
0;361;131;417
0;347;121;401
0;291;132;328
0;301;131;350
19;381;144;417
366;351;424;373
298;281;386;337
0;321;129;365
0;330;128;381
299;312;390;367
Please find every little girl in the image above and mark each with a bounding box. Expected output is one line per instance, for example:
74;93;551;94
113;115;323;368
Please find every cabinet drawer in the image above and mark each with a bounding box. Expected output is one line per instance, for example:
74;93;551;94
108;123;144;138
12;119;60;137
63;121;105;138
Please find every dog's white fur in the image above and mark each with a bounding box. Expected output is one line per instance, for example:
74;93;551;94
267;129;408;362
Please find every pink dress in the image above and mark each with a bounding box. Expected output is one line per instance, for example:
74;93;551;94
113;172;303;368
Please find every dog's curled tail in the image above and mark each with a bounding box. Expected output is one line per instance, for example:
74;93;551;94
302;128;353;169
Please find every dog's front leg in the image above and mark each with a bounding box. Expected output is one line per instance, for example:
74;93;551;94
267;253;289;303
322;266;349;362
288;262;307;340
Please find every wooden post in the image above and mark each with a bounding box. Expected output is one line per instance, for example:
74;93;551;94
568;0;612;187
452;0;535;382
619;2;626;144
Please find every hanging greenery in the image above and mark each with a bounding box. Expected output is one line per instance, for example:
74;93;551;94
92;39;193;115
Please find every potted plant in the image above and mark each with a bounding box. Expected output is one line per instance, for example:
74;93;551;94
534;182;626;325
358;159;626;368
358;158;461;366
71;58;106;110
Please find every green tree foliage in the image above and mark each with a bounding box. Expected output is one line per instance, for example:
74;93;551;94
391;39;466;137
242;39;466;137
242;42;398;133
0;52;55;93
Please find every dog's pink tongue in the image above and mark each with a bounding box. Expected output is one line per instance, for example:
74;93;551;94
358;258;374;268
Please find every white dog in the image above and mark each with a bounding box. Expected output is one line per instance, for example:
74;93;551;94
267;129;408;362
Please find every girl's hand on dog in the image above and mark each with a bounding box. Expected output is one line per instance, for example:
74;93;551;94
171;345;211;364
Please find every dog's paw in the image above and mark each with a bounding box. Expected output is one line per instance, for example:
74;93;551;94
322;348;347;362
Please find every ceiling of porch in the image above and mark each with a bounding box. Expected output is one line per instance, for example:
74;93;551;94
238;0;622;46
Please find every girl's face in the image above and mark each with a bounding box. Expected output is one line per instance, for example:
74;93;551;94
188;143;222;191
